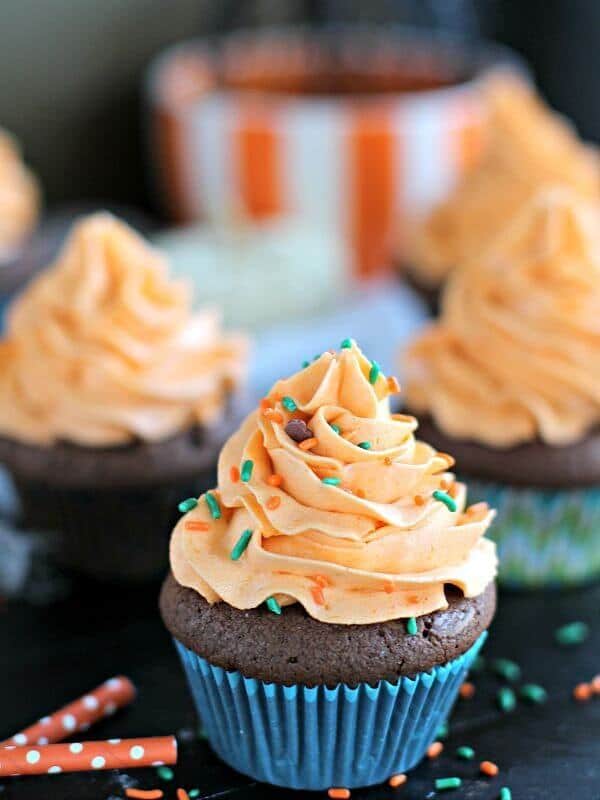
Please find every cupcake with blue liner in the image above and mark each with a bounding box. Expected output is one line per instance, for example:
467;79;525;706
405;187;600;588
160;340;497;790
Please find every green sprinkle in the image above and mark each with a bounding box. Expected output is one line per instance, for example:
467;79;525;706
204;492;221;520
497;686;517;713
499;788;512;800
435;777;462;791
340;338;353;349
406;617;418;635
313;353;321;361
555;620;589;646
240;459;254;482
436;721;449;740
156;765;174;781
470;655;486;674
189;791;200;799
266;596;282;615
519;683;547;704
230;529;253;561
456;746;475;760
357;441;372;450
369;360;381;384
281;396;297;412
330;423;341;435
322;477;341;486
492;658;521;683
302;360;310;368
178;497;198;513
433;489;457;512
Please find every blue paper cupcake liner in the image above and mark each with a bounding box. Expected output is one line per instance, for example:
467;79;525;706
174;631;486;790
468;478;600;588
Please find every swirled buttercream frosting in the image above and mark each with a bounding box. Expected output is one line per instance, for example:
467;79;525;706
405;188;600;448
171;341;496;624
409;75;600;287
0;129;39;258
0;213;248;446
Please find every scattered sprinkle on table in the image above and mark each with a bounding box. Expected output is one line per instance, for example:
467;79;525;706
520;683;547;704
555;621;589;646
204;492;221;519
340;338;353;349
492;658;521;683
389;773;407;787
188;791;200;799
240;459;254;482
480;760;499;777
178;497;197;513
266;596;282;615
328;788;351;799
176;789;190;800
156;765;173;781
435;777;462;791
125;790;164;800
322;477;341;486
456;746;475;760
230;529;253;561
497;687;517;712
427;741;443;759
459;681;475;699
499;788;512;800
281;396;298;412
406;617;418;635
432;490;457;512
369;360;381;384
357;441;371;450
573;682;592;702
436;722;449;739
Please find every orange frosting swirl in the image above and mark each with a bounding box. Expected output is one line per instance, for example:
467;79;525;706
406;188;600;448
0;213;248;446
171;342;496;624
410;75;600;287
0;129;39;258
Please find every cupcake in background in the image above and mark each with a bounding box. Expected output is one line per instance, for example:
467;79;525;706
404;188;600;587
404;74;600;309
0;128;40;296
160;340;497;790
0;212;249;581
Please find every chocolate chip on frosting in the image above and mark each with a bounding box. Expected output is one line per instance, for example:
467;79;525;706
285;419;313;443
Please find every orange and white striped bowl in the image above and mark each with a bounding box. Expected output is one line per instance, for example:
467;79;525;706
146;27;523;278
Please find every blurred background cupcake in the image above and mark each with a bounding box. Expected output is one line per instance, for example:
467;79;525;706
404;187;600;587
402;74;600;310
0;212;248;581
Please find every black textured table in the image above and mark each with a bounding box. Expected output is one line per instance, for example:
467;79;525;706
0;580;598;800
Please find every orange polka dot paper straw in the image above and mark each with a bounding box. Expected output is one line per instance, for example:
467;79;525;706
0;736;177;777
1;676;136;748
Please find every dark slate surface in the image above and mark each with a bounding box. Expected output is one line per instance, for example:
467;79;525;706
0;578;598;800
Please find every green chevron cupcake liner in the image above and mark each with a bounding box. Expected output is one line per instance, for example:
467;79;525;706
467;478;600;588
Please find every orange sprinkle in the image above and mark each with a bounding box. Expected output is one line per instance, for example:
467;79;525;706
312;574;332;588
383;581;395;594
387;376;401;394
573;682;592;702
126;791;164;800
388;773;407;788
328;789;350;800
230;465;240;483
355;488;366;499
176;790;190;800
459;681;476;699
480;761;499;777
185;521;210;532
440;478;450;490
448;482;458;498
427;741;444;759
267;474;283;487
591;674;600;694
263;409;284;424
266;496;281;510
414;495;425;506
298;437;318;451
260;397;274;411
311;586;326;606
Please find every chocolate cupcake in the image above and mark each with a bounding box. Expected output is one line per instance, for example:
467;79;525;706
0;213;248;580
402;74;600;310
160;340;497;790
404;188;600;587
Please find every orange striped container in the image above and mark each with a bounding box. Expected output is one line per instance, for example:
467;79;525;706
146;27;524;279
